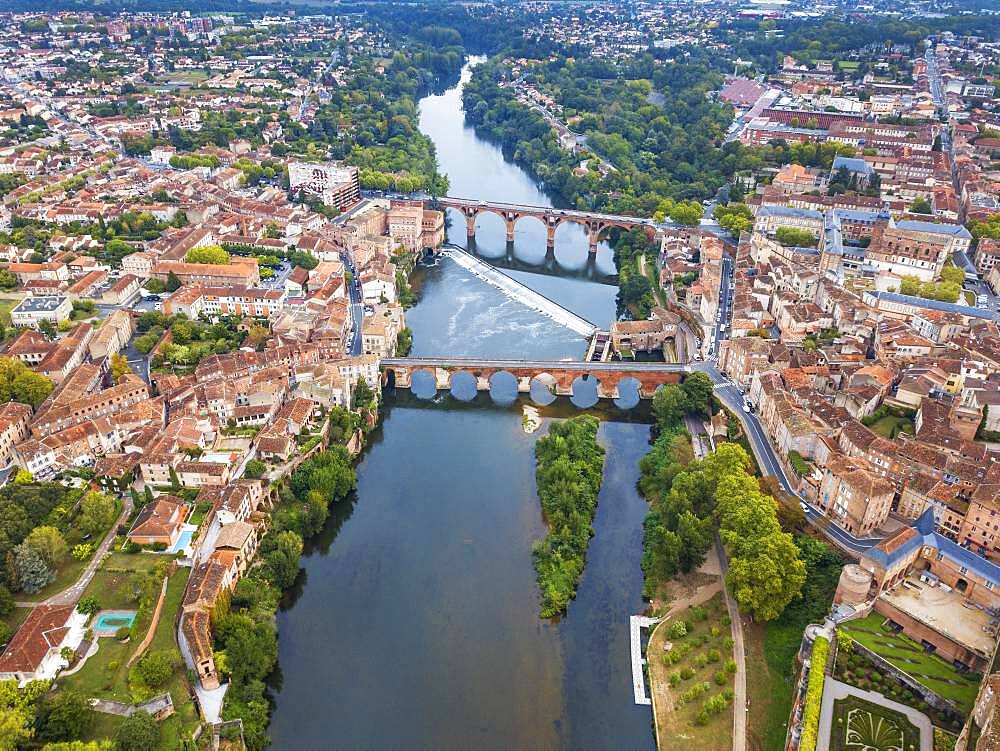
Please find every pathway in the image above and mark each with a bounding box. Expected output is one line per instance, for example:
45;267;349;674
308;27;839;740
816;677;933;751
630;615;660;705
716;540;747;751
16;496;133;608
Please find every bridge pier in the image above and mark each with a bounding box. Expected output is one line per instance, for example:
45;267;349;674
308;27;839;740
517;376;532;393
597;382;620;400
465;212;477;239
505;216;516;244
545;218;558;249
588;224;601;253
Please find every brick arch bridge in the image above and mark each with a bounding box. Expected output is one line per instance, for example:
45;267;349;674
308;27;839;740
380;358;690;400
435;197;657;252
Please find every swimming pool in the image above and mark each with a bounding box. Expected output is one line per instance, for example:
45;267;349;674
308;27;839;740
166;528;194;554
94;612;136;631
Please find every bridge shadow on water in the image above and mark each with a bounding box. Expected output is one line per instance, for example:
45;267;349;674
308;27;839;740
440;238;618;285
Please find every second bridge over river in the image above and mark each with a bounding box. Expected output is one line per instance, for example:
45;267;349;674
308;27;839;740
437;196;669;252
381;358;691;399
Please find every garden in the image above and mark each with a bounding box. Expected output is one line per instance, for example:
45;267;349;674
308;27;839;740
57;554;200;749
648;593;737;751
828;695;920;751
838;614;980;717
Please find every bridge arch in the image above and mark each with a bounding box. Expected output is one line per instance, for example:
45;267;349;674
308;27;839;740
529;373;558;406
488;370;518;405
448;370;477;401
614;377;642;410
409;368;438;399
570;373;601;408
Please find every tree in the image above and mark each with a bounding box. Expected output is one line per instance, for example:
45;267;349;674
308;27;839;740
133;650;175;689
77;491;116;538
39;691;92;742
669;201;704;226
353;377;375;410
681;372;714;417
168;466;180;491
13;469;33;485
185;245;230;265
113;711;159;751
264;531;303;589
143;278;165;294
0;357;55;407
0;585;12;617
0;270;17;290
13;542;54;594
244;459;266;479
39;742;112;750
726;530;806;621
165;271;181;292
25;526;67;568
910;196;932;214
109;353;131;384
652;384;687;432
0;705;32;751
76;596;101;617
215;613;278;686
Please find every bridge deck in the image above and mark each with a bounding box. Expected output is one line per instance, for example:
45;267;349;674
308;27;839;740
438;197;655;225
380;358;691;373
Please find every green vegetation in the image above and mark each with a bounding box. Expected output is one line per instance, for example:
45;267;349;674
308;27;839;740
184;244;231;265
861;405;916;440
969;212;1000;241
0;484;118;598
714;203;753;236
839;614;980;713
57;562;199;749
639;374;805;620
532;415;606;617
774;226;818;248
219;445;357;749
168;153;220;170
745;535;843;750
133;311;247;373
787;450;811;476
0;356;54;407
396;327;413;357
828;695;920;751
799;635;828;751
650;594;737;748
614;228;657;319
898;274;961;304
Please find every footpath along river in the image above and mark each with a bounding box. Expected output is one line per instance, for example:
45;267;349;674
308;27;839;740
266;58;656;750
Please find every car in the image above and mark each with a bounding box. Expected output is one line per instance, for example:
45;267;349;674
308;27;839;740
800;502;809;512
742;404;751;413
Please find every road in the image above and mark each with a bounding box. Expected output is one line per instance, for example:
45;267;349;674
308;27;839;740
340;251;364;356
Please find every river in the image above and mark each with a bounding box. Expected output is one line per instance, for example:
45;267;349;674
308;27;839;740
266;58;656;750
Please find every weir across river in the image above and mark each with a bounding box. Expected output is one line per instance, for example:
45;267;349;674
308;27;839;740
440;244;598;337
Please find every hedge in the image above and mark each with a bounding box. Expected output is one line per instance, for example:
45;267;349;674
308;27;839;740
800;635;830;751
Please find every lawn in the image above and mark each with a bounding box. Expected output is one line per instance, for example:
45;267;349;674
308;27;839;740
62;567;198;750
745;617;807;751
867;416;914;439
648;593;736;751
840;614;980;713
0;296;23;325
828;695;920;751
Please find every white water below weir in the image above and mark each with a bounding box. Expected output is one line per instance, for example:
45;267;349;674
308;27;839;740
440;245;599;337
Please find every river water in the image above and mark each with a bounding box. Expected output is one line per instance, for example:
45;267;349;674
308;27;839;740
267;58;656;750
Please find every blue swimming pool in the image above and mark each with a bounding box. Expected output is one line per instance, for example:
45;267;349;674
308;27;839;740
94;612;136;631
167;529;194;554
